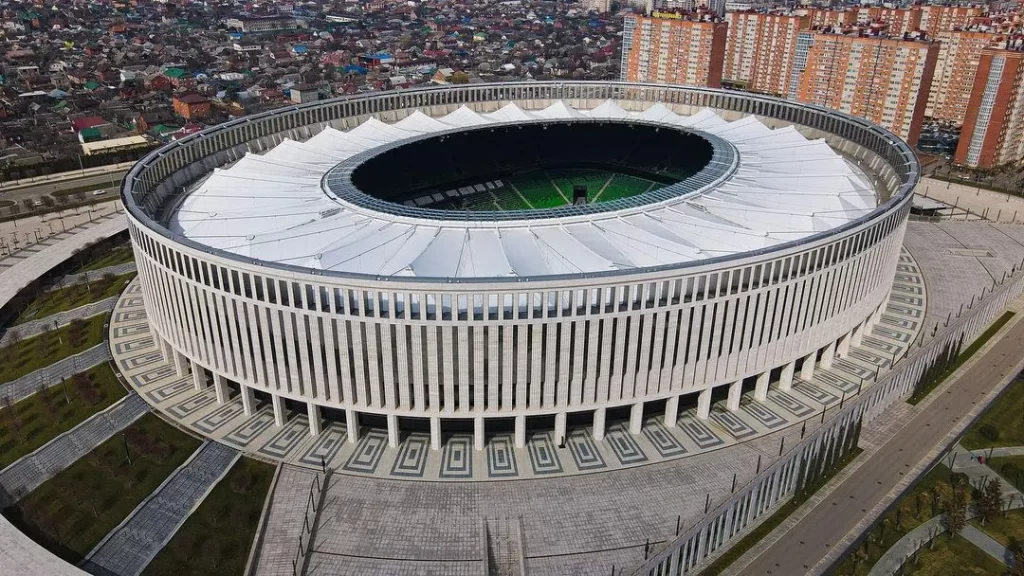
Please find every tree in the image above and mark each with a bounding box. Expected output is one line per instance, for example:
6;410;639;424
450;71;470;84
1008;539;1024;576
21;198;35;213
945;485;969;536
977;477;1003;525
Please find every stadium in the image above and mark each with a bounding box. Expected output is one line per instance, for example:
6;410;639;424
121;81;917;451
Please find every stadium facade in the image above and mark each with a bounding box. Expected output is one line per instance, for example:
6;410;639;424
122;82;918;450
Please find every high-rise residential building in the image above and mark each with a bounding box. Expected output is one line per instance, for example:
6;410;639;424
807;8;856;29
856;7;920;36
954;46;1024;168
795;33;939;145
927;30;1002;124
723;11;810;90
621;13;728;87
917;5;985;34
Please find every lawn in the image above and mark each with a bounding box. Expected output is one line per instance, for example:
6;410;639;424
70;243;135;273
960;379;1024;450
835;464;956;575
15;272;134;324
972;507;1024;548
1;413;201;564
0;363;128;470
142;457;275;576
901;533;1005;576
0;314;107;384
988;455;1024;493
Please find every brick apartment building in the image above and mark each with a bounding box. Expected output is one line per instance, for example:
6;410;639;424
954;46;1024;168
621;13;728;88
928;30;1002;124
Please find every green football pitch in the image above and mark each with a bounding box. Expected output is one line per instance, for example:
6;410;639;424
432;169;659;212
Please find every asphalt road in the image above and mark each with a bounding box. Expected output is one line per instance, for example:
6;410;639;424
0;170;126;205
735;315;1024;576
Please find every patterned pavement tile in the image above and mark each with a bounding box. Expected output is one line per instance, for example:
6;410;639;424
708;409;757;441
297;424;347;468
565;430;606;471
390;434;431;478
677;414;725;450
193;401;245;434
223;411;276;448
526;432;564;475
438;435;474;479
343;430;390;475
605;423;648;465
485;436;519;478
257;416;311;460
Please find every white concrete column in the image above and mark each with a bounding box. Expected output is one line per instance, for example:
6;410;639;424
820;341;836;370
430;417;442;451
755;371;770;401
345;409;360;443
554;412;567;446
697;389;712;420
240;385;255;416
271;394;285;427
852;322;864;347
474;416;485;450
593;407;606;441
173;351;188;378
159;337;173;363
213;374;229;404
800;351;816;381
726;380;742;412
629;402;643;434
386;414;399;447
191;362;206;391
307;402;322;436
664;396;679;428
780;361;795;392
837;333;850;357
514;415;526;449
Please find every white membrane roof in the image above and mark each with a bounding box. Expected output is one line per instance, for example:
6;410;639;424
169;100;878;279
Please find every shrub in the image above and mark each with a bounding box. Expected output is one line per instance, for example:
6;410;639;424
980;424;1001;442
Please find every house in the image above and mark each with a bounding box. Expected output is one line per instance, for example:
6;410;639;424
172;94;211;121
290;85;320;104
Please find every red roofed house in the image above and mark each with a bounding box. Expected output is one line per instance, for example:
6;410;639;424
172;94;211;121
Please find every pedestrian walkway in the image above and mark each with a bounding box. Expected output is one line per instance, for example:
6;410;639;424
962;525;1016;567
0;215;127;311
251;465;319;576
0;393;149;506
863;448;1024;575
80;440;239;576
0;344;110;403
1;296;117;346
54;262;136;290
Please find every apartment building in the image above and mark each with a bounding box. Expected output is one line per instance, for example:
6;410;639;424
795;33;939;145
928;30;1002;124
724;11;809;92
621;13;728;87
954;46;1024;168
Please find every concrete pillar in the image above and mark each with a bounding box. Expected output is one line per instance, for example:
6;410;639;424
800;351;816;381
386;414;399;448
593;407;606;441
474;416;485;450
837;333;850;357
430;417;442;451
554;412;567;446
213;374;229;404
629;402;643;434
780;361;795;392
820;341;836;370
514;415;526;449
664;396;679;428
307;402;322;436
726;380;742;411
852;323;864;347
271;394;285;427
345;409;360;443
755;371;770;401
697;388;712;420
240;385;255;416
191;362;206;391
159;337;173;363
173;351;188;378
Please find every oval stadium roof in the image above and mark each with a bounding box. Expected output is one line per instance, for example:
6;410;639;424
168;100;878;279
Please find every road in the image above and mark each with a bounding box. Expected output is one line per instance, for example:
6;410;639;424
0;166;128;205
734;314;1024;576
